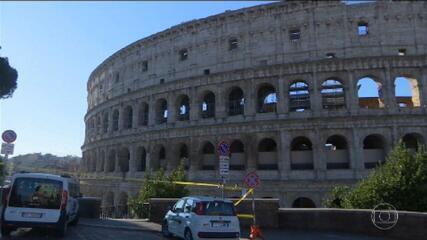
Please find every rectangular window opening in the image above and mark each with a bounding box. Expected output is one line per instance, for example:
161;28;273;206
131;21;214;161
141;61;148;72
179;49;188;61
229;38;238;50
204;69;210;75
289;29;301;41
326;53;336;59
398;49;406;56
358;23;368;36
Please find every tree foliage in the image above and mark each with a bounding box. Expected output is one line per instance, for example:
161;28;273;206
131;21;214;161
325;143;427;212
0;57;18;99
129;162;190;217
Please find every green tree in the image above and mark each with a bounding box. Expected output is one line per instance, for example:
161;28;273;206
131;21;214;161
0;56;18;99
325;143;427;211
129;162;190;217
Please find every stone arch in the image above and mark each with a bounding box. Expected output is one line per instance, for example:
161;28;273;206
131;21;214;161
117;192;129;218
290;136;313;170
257;83;277;113
118;147;130;172
177;94;190;121
96;115;102;133
227;86;244;116
394;75;421;108
321;78;345;109
107;149;116;172
90;151;97;172
123;105;133;129
98;150;105;172
103;191;114;208
177;143;190;170
402;133;425;151
136;146;146;172
152;144;166;170
201;141;215;170
292;197;316;208
325;135;349;169
102;112;109;133
289;80;310;112
257;138;278;170
155;98;168;124
230;140;245;170
201;91;215;118
112;109;119;131
357;76;384;109
363;134;386;169
138;102;149;126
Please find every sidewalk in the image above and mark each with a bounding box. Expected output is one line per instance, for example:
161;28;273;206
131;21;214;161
79;218;390;240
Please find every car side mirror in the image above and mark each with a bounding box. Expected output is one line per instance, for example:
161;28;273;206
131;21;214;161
168;206;173;212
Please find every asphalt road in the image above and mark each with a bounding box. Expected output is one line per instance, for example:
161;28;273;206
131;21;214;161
0;222;391;240
0;225;164;240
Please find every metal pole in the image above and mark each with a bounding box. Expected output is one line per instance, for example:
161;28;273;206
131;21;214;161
221;177;225;199
3;153;8;184
252;189;256;226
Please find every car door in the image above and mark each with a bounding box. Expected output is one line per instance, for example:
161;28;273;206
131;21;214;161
168;199;185;235
177;198;193;237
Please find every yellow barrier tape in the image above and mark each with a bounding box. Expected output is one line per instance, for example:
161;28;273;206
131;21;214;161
237;214;255;219
234;188;253;206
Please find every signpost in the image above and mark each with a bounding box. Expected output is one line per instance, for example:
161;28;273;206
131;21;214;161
217;141;230;199
1;130;17;180
244;171;261;228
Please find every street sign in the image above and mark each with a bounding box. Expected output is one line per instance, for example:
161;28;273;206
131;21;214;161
244;171;260;188
2;130;17;143
218;141;230;156
1;143;14;155
219;155;229;177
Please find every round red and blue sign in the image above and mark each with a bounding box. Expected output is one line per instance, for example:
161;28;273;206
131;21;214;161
2;130;17;143
217;141;230;156
244;171;260;188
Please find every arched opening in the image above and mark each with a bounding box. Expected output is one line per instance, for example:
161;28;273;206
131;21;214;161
201;142;215;170
321;79;345;109
98;150;105;172
363;134;386;169
138;102;149;126
102;191;115;217
107;150;116;172
257;84;277;113
257;138;278;170
394;76;420;108
291;137;313;170
402;133;424;152
228;87;244;116
201;91;215;118
123;106;133;129
178;144;190;170
230;140;245;170
96;115;102;133
289;81;310;112
156;99;168;124
102;112;109;133
117;192;128;218
112;110;119;131
89;152;96;172
357;77;384;109
118;147;130;172
292;197;316;208
137;147;146;172
177;95;190;121
325;135;349;169
158;146;166;170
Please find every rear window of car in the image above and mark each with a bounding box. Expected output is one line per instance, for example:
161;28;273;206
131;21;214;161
202;201;236;216
8;177;63;209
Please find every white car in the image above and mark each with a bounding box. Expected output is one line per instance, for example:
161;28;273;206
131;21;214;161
162;196;240;240
1;172;81;237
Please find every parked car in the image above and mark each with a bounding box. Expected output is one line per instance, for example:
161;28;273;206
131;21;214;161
1;172;81;237
162;196;240;240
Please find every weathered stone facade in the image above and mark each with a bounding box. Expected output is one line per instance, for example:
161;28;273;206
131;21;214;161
81;1;427;209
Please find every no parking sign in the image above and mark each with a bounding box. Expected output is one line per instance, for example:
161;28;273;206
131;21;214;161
244;171;260;188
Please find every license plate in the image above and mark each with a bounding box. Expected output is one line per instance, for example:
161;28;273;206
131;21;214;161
22;212;42;218
211;222;229;228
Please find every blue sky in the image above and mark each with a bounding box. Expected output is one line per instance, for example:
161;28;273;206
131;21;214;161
0;1;411;157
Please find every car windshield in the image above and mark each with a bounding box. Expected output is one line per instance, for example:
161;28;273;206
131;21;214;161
8;177;63;209
203;201;235;216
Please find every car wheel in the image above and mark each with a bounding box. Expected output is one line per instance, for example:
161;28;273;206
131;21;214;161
184;228;193;240
1;224;12;236
55;219;67;238
69;214;79;226
161;221;172;238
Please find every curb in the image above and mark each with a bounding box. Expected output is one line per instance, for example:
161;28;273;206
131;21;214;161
78;222;160;234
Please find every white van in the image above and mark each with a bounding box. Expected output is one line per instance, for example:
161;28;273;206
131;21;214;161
1;172;80;237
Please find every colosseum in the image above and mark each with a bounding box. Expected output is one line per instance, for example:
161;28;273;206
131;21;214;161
80;0;427;211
